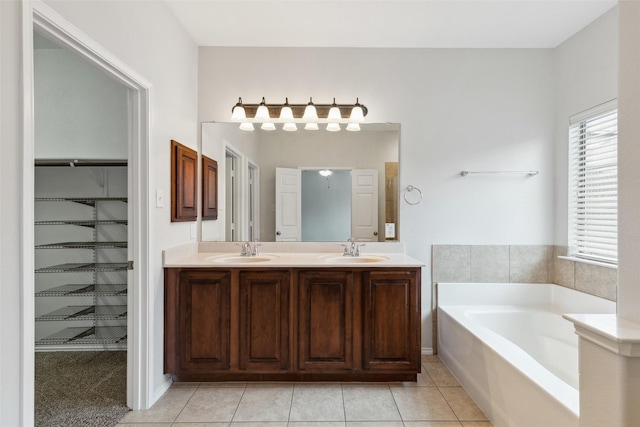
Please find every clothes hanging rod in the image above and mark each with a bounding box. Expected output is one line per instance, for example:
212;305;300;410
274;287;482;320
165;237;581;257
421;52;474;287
35;160;127;167
460;170;539;177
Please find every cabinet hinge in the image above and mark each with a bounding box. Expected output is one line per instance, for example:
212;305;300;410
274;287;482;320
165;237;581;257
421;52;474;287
127;260;134;270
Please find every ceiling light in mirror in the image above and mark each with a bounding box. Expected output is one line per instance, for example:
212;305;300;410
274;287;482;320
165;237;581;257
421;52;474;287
326;123;341;132
305;122;319;131
346;123;360;132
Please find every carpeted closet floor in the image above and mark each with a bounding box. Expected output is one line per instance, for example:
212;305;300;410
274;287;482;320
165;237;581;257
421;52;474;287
35;351;129;427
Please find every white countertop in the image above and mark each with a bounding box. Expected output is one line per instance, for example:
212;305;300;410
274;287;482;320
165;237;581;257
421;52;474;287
163;242;425;268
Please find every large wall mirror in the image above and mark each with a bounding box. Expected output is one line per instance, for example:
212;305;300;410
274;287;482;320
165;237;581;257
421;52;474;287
201;122;400;242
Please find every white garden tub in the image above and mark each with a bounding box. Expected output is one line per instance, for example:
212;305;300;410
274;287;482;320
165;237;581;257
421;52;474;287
437;283;615;427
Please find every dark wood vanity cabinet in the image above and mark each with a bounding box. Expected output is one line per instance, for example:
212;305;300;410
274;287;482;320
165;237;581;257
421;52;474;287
165;269;231;374
362;270;420;372
298;270;354;371
238;270;290;371
165;266;420;382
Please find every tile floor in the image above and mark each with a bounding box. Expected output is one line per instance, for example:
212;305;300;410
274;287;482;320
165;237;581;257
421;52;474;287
117;355;493;427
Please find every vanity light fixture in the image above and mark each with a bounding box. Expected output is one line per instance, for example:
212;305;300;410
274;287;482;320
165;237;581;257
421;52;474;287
230;97;368;132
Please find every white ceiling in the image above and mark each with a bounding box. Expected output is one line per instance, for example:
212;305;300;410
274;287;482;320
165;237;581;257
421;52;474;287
165;0;617;49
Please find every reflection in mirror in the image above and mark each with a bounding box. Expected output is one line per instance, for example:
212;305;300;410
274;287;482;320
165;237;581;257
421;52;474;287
201;122;399;242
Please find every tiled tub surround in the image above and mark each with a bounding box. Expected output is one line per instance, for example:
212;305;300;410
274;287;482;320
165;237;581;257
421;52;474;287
437;283;615;427
432;245;617;301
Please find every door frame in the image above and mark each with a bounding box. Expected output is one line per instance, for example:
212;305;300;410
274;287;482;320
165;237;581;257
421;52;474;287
22;1;153;422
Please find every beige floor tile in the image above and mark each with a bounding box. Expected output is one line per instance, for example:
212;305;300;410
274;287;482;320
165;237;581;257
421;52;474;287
119;386;197;423
289;384;345;422
390;364;436;387
173;423;230;426
421;354;442;363
288;423;346;427
229;422;286;426
233;385;294;422
346;422;403;427
390;387;457;421
198;382;248;388
175;387;245;423
461;422;495;427
403;422;462;427
438;387;488;421
342;385;401;421
423;361;460;387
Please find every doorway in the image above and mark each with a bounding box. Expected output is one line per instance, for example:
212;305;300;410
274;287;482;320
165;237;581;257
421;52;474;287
23;3;153;423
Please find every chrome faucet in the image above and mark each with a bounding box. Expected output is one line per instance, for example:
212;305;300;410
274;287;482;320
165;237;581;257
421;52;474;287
342;238;364;257
239;240;260;256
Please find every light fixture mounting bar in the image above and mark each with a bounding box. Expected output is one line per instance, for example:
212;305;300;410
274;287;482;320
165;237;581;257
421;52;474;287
234;102;368;120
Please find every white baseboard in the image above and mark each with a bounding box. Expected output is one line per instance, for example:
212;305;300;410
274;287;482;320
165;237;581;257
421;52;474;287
421;347;434;355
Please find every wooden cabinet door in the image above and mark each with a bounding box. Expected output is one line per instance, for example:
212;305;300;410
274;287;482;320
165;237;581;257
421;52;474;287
171;140;198;222
178;270;231;371
362;270;420;372
239;270;290;371
298;270;353;371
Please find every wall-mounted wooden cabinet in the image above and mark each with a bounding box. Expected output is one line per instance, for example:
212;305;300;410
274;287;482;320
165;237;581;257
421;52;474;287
202;155;218;220
171;140;197;222
165;266;421;382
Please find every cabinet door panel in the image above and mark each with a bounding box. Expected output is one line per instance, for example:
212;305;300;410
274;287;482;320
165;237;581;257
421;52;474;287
298;271;353;370
239;271;290;370
363;270;420;371
179;270;230;371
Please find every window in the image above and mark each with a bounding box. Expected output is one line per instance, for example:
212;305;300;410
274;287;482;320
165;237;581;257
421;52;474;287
568;100;618;264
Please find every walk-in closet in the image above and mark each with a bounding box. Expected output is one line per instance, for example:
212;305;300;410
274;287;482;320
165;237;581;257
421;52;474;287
34;29;130;425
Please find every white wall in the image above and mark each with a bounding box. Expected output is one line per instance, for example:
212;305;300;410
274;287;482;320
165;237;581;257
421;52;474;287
34;44;128;159
553;7;618;245
199;47;556;350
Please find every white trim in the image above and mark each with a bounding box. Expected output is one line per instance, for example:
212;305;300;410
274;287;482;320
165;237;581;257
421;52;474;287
558;255;617;269
25;0;154;416
569;98;617;125
421;347;434;355
21;3;36;425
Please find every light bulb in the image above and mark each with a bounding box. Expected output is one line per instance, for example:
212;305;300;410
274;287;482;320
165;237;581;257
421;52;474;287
327;98;341;122
231;97;246;121
283;122;298;132
261;122;276;131
303;97;318;121
279;98;294;121
255;97;270;121
349;98;365;123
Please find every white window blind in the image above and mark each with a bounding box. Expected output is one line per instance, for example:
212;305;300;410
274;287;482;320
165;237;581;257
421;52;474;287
568;101;618;265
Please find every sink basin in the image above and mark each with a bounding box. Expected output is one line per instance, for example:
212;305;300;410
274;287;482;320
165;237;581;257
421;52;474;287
206;255;277;263
324;255;389;263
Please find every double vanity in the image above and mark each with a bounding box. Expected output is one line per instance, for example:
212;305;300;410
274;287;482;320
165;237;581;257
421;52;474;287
163;242;424;382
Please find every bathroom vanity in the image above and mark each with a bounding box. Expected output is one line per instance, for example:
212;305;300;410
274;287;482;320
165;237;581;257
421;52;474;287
163;242;423;382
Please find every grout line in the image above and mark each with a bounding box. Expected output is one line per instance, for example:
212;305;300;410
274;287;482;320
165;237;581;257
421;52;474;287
170;382;200;424
228;382;248;424
288;383;296;423
341;383;347;425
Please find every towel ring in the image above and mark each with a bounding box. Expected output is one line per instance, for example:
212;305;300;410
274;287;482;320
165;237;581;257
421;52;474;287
403;185;422;205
